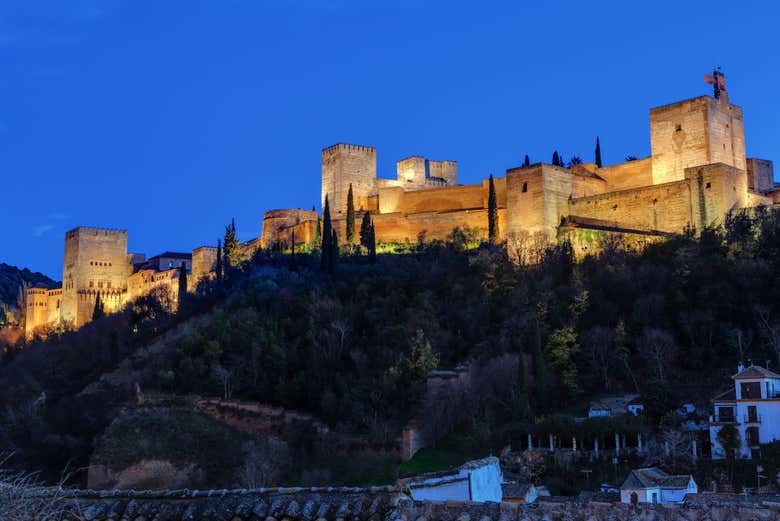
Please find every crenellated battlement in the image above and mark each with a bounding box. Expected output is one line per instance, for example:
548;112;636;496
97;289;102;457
66;226;128;239
322;143;376;156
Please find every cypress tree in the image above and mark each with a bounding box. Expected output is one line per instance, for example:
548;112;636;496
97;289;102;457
360;211;372;249
215;239;223;284
523;155;530;167
321;195;332;272
92;292;105;320
487;174;498;243
369;222;377;264
291;229;296;256
346;183;355;243
595;136;602;168
330;228;339;274
313;205;321;246
178;261;188;307
552;151;560;167
223;218;239;269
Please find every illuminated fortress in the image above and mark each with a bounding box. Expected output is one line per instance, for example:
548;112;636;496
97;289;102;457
261;72;777;254
25;73;778;337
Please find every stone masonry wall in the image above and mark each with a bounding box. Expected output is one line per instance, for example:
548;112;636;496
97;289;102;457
650;95;745;186
567;179;695;233
61;227;129;328
322;144;377;216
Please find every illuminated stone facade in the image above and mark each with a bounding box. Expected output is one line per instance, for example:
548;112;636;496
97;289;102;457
25;227;219;339
262;74;777;256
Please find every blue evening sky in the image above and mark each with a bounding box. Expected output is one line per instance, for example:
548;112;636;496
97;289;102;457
1;0;778;279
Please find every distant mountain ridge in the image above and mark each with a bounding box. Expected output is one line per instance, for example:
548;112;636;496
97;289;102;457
0;262;59;309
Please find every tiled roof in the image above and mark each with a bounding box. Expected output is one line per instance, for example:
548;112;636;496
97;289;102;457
733;365;780;379
621;468;692;489
501;482;533;499
712;387;737;401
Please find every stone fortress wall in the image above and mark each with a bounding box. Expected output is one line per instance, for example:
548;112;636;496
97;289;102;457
24;73;778;337
24;227;225;339
262;73;777;255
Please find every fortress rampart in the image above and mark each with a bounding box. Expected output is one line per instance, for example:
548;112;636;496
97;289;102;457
25;227;221;339
262;72;777;255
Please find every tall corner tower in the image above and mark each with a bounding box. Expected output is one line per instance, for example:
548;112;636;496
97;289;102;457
650;71;746;185
61;227;129;328
321;143;377;215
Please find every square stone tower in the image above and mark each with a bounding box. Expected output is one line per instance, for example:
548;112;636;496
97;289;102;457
650;90;745;186
61;227;129;328
321;143;377;215
396;157;458;189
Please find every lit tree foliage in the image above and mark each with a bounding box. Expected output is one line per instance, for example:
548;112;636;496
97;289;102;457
346;183;355;244
223;218;240;269
488;174;498;243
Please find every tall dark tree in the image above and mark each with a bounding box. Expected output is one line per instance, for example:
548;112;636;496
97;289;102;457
330;228;339;274
368;222;377;264
487;174;498;243
523;155;530;167
215;239;223;284
223;218;239;269
177;261;188;307
595;136;603;168
291;230;296;256
321;195;333;272
92;292;105;320
346;183;356;244
313;205;321;246
552;151;561;167
360;211;372;249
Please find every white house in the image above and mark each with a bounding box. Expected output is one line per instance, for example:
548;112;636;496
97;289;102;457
709;364;780;459
620;468;697;504
399;457;503;503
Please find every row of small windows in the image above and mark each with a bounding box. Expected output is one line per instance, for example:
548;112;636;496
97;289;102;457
89;280;113;289
90;261;113;267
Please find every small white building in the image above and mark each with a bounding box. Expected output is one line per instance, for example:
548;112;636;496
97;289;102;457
709;365;780;459
399;457;503;503
620;468;697;504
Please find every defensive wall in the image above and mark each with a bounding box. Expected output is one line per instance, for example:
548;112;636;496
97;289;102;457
11;486;780;521
262;74;777;256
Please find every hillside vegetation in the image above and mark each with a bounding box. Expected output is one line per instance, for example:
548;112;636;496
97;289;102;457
2;208;780;487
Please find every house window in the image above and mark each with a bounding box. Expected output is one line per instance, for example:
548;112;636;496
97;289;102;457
522;182;528;193
717;406;734;422
741;382;761;399
748;405;758;423
746;426;759;447
651;492;658;503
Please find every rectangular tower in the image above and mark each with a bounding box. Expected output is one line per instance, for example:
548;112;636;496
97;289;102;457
61;227;129;328
650;93;745;186
321;143;377;215
396;157;458;189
